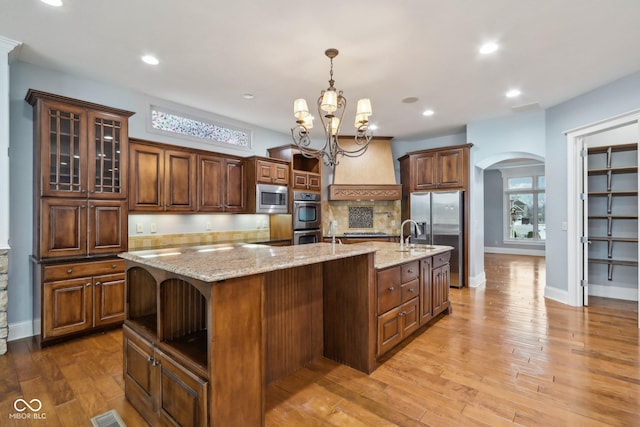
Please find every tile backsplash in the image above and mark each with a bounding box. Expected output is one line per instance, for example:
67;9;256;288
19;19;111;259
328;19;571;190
323;200;401;236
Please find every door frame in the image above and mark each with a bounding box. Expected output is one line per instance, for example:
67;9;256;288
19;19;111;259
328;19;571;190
565;109;640;319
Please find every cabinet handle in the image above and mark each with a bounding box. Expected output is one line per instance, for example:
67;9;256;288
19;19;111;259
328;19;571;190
146;356;152;363
85;283;91;287
81;189;86;193
95;282;101;286
152;359;160;367
111;264;117;269
408;269;413;274
90;205;95;209
388;287;395;291
408;288;414;293
399;311;406;317
67;269;73;274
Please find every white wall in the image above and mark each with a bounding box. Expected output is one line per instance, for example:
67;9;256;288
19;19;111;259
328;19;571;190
545;70;640;302
467;110;546;286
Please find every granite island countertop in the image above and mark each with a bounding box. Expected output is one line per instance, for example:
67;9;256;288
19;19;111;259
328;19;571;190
119;241;453;282
119;242;377;283
359;241;454;269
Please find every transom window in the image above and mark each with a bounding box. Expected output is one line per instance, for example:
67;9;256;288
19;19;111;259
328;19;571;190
149;105;251;149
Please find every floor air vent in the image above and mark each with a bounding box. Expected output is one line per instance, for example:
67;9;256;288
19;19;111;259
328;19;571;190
90;409;127;427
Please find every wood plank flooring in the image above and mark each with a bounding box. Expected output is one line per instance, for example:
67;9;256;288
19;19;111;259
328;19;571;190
1;254;638;426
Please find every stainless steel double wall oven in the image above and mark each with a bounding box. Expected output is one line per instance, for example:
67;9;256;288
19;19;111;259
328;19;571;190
292;191;322;244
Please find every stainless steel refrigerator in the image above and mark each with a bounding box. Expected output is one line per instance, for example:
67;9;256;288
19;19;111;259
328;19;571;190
410;191;464;288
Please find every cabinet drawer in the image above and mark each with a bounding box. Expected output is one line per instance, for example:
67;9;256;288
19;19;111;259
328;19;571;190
400;261;419;283
433;251;451;268
401;279;419;303
377;266;401;314
43;259;124;281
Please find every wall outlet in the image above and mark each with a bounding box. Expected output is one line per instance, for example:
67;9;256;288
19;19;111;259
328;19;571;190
136;223;143;233
150;223;157;233
206;222;212;230
391;220;396;227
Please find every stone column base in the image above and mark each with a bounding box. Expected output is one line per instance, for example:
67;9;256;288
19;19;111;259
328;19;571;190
0;249;8;355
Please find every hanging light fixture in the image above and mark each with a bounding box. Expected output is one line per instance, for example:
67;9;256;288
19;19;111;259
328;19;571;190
291;48;373;167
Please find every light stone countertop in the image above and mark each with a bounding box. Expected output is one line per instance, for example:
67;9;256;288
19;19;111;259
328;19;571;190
358;241;454;269
120;241;454;283
119;242;377;283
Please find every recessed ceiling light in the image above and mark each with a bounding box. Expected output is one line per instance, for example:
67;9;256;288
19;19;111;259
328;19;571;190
41;0;63;6
141;55;159;65
479;42;499;55
506;89;521;98
242;93;254;100
401;97;419;104
422;109;435;117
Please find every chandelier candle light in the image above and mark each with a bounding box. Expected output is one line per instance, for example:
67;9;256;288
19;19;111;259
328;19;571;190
291;48;373;167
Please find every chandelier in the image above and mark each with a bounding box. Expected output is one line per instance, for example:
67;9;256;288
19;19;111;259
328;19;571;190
291;48;373;167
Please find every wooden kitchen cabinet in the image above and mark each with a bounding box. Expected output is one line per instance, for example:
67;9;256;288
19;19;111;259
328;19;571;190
293;170;321;192
197;154;246;212
376;254;451;357
254;158;289;185
27;91;132;200
376;260;421;356
123;325;208;427
27;91;132;346
400;145;470;192
36;258;125;343
128;141;197;212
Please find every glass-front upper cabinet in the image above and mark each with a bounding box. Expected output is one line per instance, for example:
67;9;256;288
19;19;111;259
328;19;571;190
88;111;129;198
27;90;134;199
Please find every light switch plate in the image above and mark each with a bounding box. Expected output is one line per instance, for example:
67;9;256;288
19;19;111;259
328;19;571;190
136;223;143;233
150;223;157;233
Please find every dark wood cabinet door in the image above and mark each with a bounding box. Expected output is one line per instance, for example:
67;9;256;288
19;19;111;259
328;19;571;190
437;148;465;188
156;350;208;427
197;154;225;212
432;263;450;315
273;163;290;185
123;326;157;424
307;173;322;191
256;159;289;185
129;143;164;211
87;111;128;199
93;272;125;327
40;198;87;258
400;297;420;337
224;159;245;212
38;101;88;198
413;153;437;191
43;277;93;339
420;258;433;325
88;200;127;255
377;306;402;356
164;150;196;212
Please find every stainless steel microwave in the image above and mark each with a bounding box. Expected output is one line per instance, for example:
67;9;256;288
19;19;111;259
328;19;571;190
256;184;288;214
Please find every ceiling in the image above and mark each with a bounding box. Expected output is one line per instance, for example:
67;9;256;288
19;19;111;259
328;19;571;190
2;0;640;141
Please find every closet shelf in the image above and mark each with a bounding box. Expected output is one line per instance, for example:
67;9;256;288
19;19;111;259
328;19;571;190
587;143;638;154
588;191;637;197
589;258;638;267
589;237;638;243
587;166;638;175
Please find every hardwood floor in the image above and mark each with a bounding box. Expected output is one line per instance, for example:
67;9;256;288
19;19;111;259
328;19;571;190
1;254;638;426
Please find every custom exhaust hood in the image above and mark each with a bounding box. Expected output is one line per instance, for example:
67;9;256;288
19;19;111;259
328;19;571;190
328;137;402;201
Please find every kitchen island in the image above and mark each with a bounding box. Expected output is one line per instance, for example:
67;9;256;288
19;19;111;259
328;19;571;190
120;241;452;427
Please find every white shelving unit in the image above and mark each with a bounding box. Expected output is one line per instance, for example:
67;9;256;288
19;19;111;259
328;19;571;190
586;132;638;301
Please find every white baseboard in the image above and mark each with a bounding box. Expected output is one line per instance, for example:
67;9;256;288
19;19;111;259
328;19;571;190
588;284;638;301
544;286;572;306
485;246;545;256
8;320;34;342
469;271;486;288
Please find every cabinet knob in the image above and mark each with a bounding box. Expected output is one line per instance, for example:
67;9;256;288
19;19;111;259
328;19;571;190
81;189;86;193
408;269;413;274
85;283;91;287
408;288;414;293
95;282;101;286
90;205;95;209
111;264;117;269
67;269;73;274
152;359;160;367
388;287;395;291
146;356;152;363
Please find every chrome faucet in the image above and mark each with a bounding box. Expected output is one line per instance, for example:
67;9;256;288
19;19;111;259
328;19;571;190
399;219;422;251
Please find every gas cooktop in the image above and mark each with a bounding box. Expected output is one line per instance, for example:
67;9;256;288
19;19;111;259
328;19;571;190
343;232;390;236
